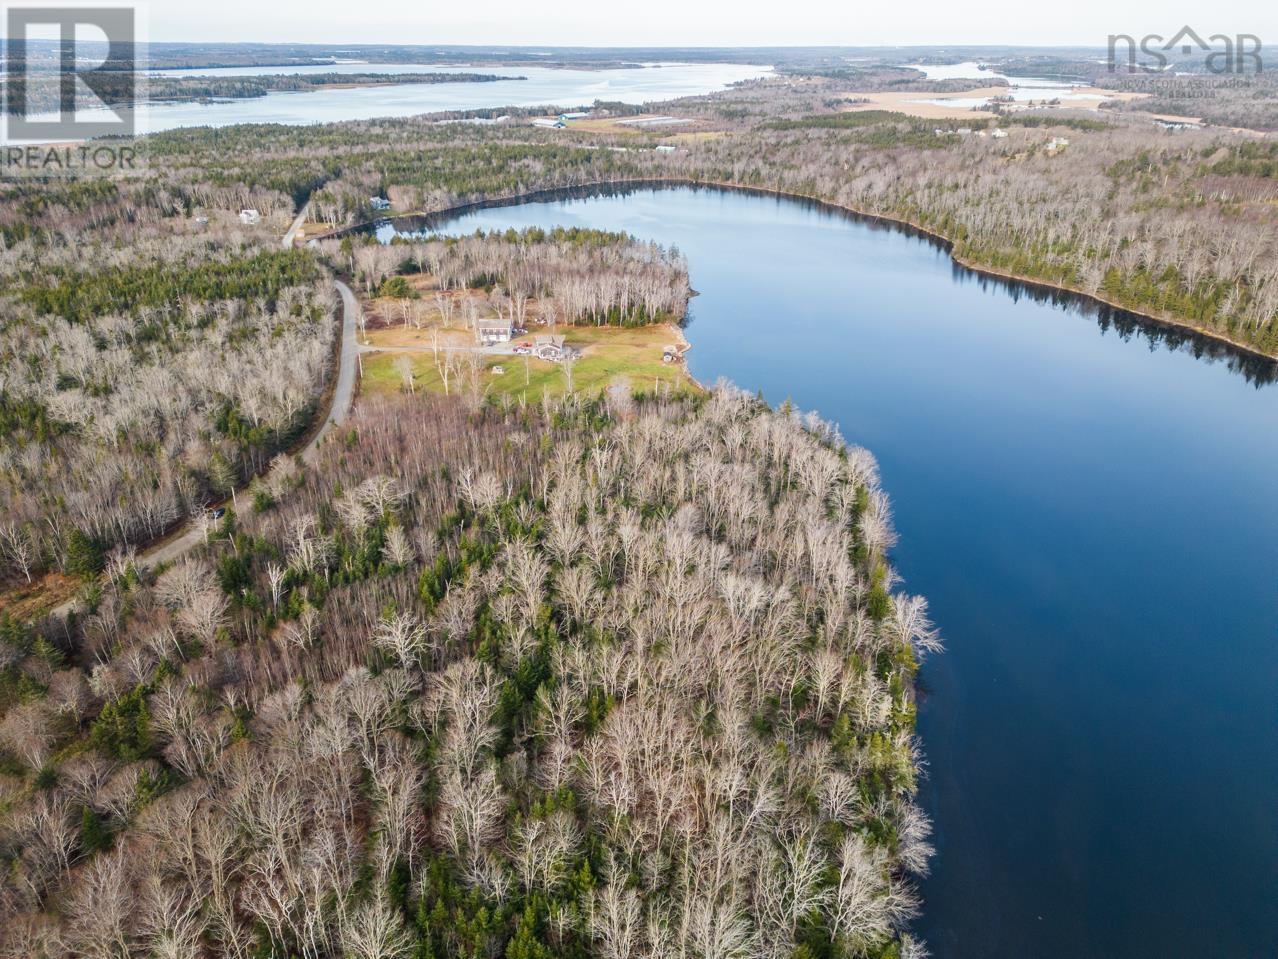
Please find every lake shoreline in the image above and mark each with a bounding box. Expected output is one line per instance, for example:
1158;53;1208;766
328;177;1278;369
395;185;1278;957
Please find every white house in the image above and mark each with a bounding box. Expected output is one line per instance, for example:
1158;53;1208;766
532;118;566;130
369;196;391;211
534;334;569;361
1047;136;1071;151
654;144;677;153
991;128;1009;139
477;318;513;345
558;112;589;121
238;209;261;225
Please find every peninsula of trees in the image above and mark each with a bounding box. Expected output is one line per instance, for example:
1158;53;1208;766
348;227;690;327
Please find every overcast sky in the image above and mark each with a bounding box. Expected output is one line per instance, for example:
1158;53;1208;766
144;0;1277;48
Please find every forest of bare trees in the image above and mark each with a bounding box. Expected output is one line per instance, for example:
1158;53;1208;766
0;218;337;584
681;118;1278;352
5;65;1277;956
341;228;690;327
0;387;937;959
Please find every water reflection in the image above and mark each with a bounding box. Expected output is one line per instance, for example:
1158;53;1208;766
377;184;1278;958
379;182;1278;388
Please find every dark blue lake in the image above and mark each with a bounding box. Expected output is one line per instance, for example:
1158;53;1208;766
383;186;1278;958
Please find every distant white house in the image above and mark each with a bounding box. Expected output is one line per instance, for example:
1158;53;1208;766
238;209;260;225
558;112;589;121
991;128;1009;139
956;127;973;136
369;196;391;211
1047;136;1071;151
477;318;514;345
532;117;566;130
654;144;677;154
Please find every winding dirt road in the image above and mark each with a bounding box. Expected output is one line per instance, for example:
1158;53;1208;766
52;245;360;616
128;279;359;574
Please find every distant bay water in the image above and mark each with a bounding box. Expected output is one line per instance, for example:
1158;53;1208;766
65;62;770;134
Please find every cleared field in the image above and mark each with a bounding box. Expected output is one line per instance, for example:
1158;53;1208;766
363;323;695;403
365;324;474;349
839;86;1148;119
566;114;699;135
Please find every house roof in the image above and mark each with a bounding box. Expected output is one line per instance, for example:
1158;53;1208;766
477;318;512;330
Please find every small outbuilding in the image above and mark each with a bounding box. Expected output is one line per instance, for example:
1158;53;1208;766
369;196;391;211
238;208;261;225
